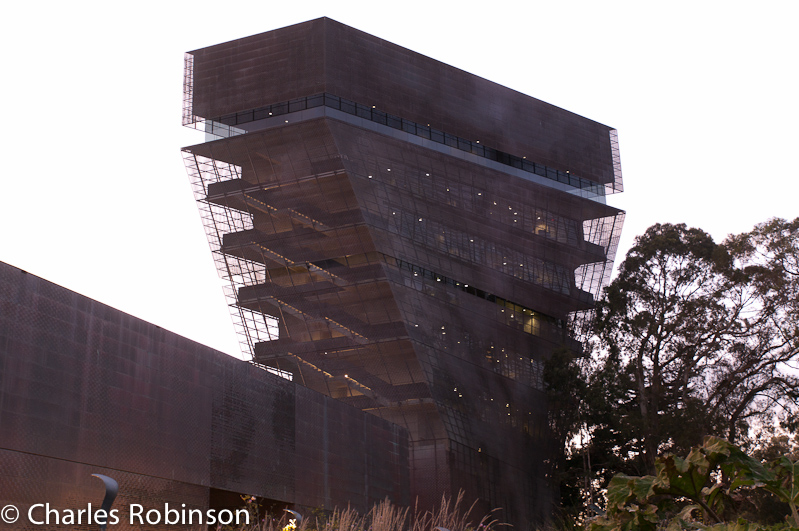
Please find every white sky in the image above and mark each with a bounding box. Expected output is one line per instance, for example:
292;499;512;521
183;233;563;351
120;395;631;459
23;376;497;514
2;1;797;359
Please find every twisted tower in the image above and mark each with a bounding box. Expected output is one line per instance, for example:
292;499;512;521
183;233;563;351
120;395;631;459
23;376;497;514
182;18;623;527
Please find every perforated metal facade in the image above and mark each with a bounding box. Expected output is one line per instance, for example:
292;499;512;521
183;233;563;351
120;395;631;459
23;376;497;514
0;262;408;530
182;18;624;528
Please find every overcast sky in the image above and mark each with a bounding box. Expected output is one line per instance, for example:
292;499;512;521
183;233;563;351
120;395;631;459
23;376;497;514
2;1;796;358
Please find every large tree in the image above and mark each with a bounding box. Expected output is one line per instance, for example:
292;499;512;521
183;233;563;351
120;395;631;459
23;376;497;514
551;219;799;512
709;217;799;441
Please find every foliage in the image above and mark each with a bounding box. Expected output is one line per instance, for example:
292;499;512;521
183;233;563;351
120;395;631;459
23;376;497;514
584;436;799;531
546;219;799;519
589;221;798;472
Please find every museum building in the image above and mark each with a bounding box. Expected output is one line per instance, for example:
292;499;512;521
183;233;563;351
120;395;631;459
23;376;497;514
181;17;624;527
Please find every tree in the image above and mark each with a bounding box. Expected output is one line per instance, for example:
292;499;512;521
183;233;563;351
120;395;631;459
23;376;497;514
556;220;799;508
722;217;799;433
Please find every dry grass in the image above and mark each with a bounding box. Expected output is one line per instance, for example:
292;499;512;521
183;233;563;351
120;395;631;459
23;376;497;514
218;491;505;531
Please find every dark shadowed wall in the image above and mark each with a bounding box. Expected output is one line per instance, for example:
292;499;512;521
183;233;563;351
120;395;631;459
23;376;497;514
0;261;408;530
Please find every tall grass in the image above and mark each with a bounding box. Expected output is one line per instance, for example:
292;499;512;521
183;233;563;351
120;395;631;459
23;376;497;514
219;492;505;531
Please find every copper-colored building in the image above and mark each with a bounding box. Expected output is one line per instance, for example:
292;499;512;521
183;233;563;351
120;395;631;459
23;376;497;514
182;18;624;527
0;261;408;531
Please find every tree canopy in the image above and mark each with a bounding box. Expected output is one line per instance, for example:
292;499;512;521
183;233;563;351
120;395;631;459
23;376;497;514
549;218;799;520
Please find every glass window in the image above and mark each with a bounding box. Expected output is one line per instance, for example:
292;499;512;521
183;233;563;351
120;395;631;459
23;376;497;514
323;94;340;109
272;102;288;115
356;103;371;119
373;109;387;125
288;98;307;112
236;110;254;124
220;113;237;125
306;94;324;108
340;99;356;115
